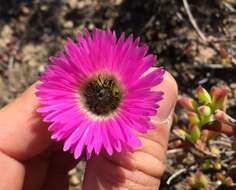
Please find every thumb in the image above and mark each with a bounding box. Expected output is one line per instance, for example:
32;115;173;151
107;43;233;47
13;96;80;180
82;71;178;190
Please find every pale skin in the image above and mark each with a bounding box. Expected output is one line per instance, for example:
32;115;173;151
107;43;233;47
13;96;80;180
0;71;178;190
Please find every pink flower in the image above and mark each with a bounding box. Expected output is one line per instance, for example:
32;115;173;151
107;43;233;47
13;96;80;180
36;28;165;159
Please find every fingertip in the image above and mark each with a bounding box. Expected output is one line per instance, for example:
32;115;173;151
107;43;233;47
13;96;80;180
152;71;178;124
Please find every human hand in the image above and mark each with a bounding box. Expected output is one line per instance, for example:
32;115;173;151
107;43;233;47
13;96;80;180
0;71;177;190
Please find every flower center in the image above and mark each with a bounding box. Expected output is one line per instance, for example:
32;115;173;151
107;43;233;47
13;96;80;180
81;74;122;116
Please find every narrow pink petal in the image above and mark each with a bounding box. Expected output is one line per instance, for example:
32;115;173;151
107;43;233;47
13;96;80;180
101;121;113;155
94;123;102;155
63;120;88;151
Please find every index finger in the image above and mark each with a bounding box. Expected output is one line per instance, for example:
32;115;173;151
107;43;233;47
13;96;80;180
0;84;51;161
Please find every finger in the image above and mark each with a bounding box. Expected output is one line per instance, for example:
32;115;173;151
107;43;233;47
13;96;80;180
42;173;69;190
152;71;178;124
23;156;49;190
23;146;77;190
42;151;78;190
0;84;51;161
0;151;25;190
84;154;159;190
83;71;178;190
140;71;178;151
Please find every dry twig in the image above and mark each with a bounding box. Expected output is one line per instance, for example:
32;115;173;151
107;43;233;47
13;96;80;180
167;168;187;185
182;0;207;42
167;148;184;155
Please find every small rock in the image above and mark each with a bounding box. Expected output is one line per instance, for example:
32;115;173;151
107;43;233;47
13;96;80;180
64;21;74;29
70;175;80;186
115;0;123;5
0;25;13;48
40;5;49;11
68;168;77;176
21;6;30;14
68;0;79;8
230;83;236;98
195;46;216;64
77;1;86;9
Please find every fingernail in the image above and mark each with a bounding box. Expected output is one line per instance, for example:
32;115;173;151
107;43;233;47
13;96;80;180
155;93;177;124
151;107;174;133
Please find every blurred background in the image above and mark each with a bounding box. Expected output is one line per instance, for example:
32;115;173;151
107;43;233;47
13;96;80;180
0;0;236;189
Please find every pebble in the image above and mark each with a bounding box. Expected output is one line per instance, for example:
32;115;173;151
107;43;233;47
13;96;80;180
70;175;81;186
64;21;74;29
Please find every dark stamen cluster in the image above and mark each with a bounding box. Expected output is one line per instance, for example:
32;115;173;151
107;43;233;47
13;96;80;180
81;74;122;116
